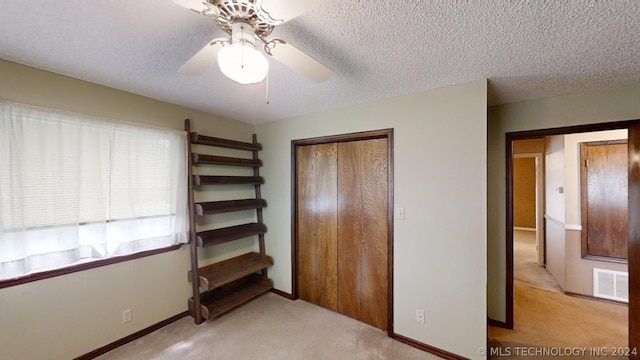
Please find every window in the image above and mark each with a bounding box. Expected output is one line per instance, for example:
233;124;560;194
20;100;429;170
0;102;188;281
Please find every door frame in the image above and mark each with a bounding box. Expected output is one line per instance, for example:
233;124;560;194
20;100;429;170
504;120;640;349
291;128;395;336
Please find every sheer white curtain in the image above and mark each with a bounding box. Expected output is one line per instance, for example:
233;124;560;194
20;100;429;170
0;102;188;280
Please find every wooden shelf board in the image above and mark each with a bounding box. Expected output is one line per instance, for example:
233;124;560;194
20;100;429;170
191;132;262;151
193;175;264;186
188;274;273;320
195;199;267;216
196;223;267;247
192;153;262;167
188;252;273;290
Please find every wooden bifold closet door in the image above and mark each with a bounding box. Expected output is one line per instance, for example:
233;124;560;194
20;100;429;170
297;138;388;330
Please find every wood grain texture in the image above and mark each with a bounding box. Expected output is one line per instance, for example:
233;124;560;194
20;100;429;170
297;143;339;311
582;141;628;260
337;139;388;329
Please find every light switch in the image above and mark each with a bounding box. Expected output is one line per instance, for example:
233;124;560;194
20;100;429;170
396;207;405;220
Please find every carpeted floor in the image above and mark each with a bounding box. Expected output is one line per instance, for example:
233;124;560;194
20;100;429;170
488;230;629;359
97;292;440;360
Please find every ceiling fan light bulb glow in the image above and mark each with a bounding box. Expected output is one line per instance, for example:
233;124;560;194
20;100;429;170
218;42;269;84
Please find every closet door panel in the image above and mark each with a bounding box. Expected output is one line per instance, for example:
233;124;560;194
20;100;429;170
337;139;388;329
336;140;361;320
297;143;338;311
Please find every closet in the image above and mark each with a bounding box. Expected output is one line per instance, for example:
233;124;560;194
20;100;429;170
295;130;392;331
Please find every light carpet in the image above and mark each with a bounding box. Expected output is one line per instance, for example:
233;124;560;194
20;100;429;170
97;292;441;360
488;230;628;359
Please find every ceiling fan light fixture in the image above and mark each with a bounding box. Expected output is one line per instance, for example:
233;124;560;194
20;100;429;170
218;42;269;84
217;21;269;85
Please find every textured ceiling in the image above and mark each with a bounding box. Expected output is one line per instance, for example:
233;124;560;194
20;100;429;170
0;1;639;124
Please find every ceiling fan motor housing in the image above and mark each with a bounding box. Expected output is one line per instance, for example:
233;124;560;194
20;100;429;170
230;21;256;46
211;0;279;38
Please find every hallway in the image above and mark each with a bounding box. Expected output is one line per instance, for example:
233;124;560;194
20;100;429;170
488;230;628;359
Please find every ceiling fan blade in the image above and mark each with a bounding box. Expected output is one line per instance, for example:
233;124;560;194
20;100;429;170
260;0;327;23
268;41;333;83
173;0;209;13
178;38;226;75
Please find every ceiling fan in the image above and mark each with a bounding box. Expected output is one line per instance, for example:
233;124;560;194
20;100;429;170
174;0;333;84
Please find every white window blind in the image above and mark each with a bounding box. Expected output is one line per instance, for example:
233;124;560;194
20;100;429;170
0;102;188;280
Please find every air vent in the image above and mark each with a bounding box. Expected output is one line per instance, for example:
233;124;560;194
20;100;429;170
593;268;628;303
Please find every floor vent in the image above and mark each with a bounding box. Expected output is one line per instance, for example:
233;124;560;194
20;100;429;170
593;268;628;303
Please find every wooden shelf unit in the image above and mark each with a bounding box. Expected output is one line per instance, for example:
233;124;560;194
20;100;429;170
188;274;273;320
185;119;272;323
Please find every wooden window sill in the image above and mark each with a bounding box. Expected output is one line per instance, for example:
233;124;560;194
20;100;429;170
0;244;183;289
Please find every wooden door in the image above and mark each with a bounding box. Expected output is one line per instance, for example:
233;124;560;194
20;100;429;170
297;143;338;311
337;139;388;329
581;140;628;260
295;136;389;330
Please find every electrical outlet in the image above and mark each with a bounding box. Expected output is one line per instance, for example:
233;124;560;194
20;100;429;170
416;309;425;324
122;309;132;324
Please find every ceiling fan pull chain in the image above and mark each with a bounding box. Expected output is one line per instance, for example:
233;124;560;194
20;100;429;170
240;25;245;69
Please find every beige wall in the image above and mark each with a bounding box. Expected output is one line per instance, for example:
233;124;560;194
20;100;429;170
487;81;640;322
256;80;487;359
1;59;487;359
0;59;256;359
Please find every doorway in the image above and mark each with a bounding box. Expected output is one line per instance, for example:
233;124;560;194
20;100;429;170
291;129;394;335
513;152;544;266
502;120;640;350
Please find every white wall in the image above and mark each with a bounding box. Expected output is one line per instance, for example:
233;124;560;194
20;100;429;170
256;80;487;359
545;135;566;223
0;59;255;359
545;135;566;289
487;81;640;322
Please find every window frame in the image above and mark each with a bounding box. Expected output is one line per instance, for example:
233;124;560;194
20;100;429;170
0;243;181;289
0;101;188;286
